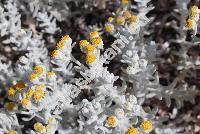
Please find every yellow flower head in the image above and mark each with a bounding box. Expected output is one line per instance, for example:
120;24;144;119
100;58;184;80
8;87;16;97
21;98;30;107
79;40;89;47
15;81;26;91
33;85;45;102
86;54;97;65
190;12;199;18
121;0;129;5
35;84;45;91
25;87;35;99
34;122;46;133
33;93;45;102
56;35;71;49
186;18;195;29
116;16;125;25
56;41;65;50
123;11;132;19
8;130;17;134
126;127;138;134
130;15;138;23
91;37;103;46
105;24;114;33
61;35;71;41
140;120;153;133
89;31;99;39
106;116;118;127
34;65;44;75
5;102;16;111
85;44;95;53
47;71;56;77
29;73;38;82
108;17;114;23
51;50;60;58
190;5;198;12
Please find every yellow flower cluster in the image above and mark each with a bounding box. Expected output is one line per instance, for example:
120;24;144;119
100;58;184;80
8;86;16;97
5;102;16;111
34;65;44;75
15;81;26;91
105;114;153;132
125;120;153;134
33;85;46;102
85;54;97;65
29;65;56;81
29;65;45;82
51;35;71;59
47;71;56;77
7;65;55;110
108;17;114;23
85;44;95;53
79;31;103;65
20;67;57;109
121;0;129;5
51;49;60;59
29;73;38;82
79;40;89;47
105;10;138;33
8;81;26;97
21;84;46;105
89;31;99;39
56;35;71;49
190;5;199;19
6;79;33;108
20;84;46;108
91;37;103;47
126;127;138;134
34;119;56;134
186;5;199;30
25;87;35;99
106;115;118;127
105;18;115;33
7;130;17;134
140;120;153;133
123;11;132;19
116;16;126;25
130;15;138;23
105;23;115;33
186;19;195;29
21;98;30;107
34;122;46;133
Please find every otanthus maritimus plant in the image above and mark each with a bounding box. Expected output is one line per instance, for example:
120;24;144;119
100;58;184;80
0;0;199;133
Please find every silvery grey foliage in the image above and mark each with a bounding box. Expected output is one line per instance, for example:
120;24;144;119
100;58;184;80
0;0;21;48
105;0;199;109
155;128;184;134
104;0;199;133
0;111;22;134
0;0;21;37
35;11;59;34
0;0;199;133
105;0;164;104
